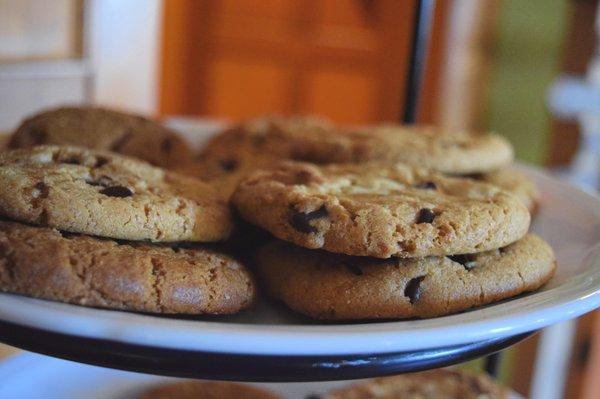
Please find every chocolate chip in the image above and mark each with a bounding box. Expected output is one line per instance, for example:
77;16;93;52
95;156;109;168
61;157;81;165
58;231;78;239
415;181;437;190
448;254;477;270
219;159;238;171
305;395;321;399
112;238;133;246
463;173;484;180
290;205;328;233
99;186;133;198
416;208;436;224
161;137;173;153
343;261;364;276
404;275;426;304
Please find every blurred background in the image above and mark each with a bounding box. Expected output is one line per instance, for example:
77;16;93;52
0;0;599;398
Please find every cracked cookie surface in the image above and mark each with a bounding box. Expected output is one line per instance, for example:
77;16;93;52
256;234;555;319
0;220;256;314
9;106;192;168
0;146;233;242
325;369;507;398
233;161;530;258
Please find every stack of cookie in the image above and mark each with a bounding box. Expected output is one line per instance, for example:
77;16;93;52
0;145;256;315
2;107;555;321
232;161;555;319
190;116;539;213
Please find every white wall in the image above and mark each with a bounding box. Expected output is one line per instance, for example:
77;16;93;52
86;0;162;115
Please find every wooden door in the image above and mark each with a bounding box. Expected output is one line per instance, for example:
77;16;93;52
159;0;418;124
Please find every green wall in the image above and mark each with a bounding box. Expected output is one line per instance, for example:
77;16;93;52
485;0;571;165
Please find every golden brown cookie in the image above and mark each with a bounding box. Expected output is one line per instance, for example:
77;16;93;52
355;125;514;174
9;106;192;168
0;220;256;314
325;369;508;398
139;381;281;399
233;161;531;258
0;145;233;242
256;234;555;319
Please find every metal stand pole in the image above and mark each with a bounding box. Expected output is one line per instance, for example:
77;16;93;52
402;0;436;124
484;352;502;377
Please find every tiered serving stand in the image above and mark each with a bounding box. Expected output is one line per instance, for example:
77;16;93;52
0;1;599;395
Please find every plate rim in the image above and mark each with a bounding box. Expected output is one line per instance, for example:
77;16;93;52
0;319;534;382
0;164;599;356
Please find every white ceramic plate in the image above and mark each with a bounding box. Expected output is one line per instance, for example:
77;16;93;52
0;121;599;357
0;352;523;399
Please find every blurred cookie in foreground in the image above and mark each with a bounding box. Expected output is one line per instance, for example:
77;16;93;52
0;145;233;242
256;234;555;319
197;115;335;167
9;106;192;168
325;369;507;399
199;116;513;174
356;125;513;174
139;381;281;399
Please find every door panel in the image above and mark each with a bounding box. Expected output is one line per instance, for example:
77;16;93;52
204;59;290;118
305;69;377;123
159;0;416;124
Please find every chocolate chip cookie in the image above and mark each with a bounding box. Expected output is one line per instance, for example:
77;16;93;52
9;106;192;168
199;116;513;174
0;146;233;242
0;220;256;314
139;381;281;399
233;161;530;258
325;370;507;398
256;234;555;319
